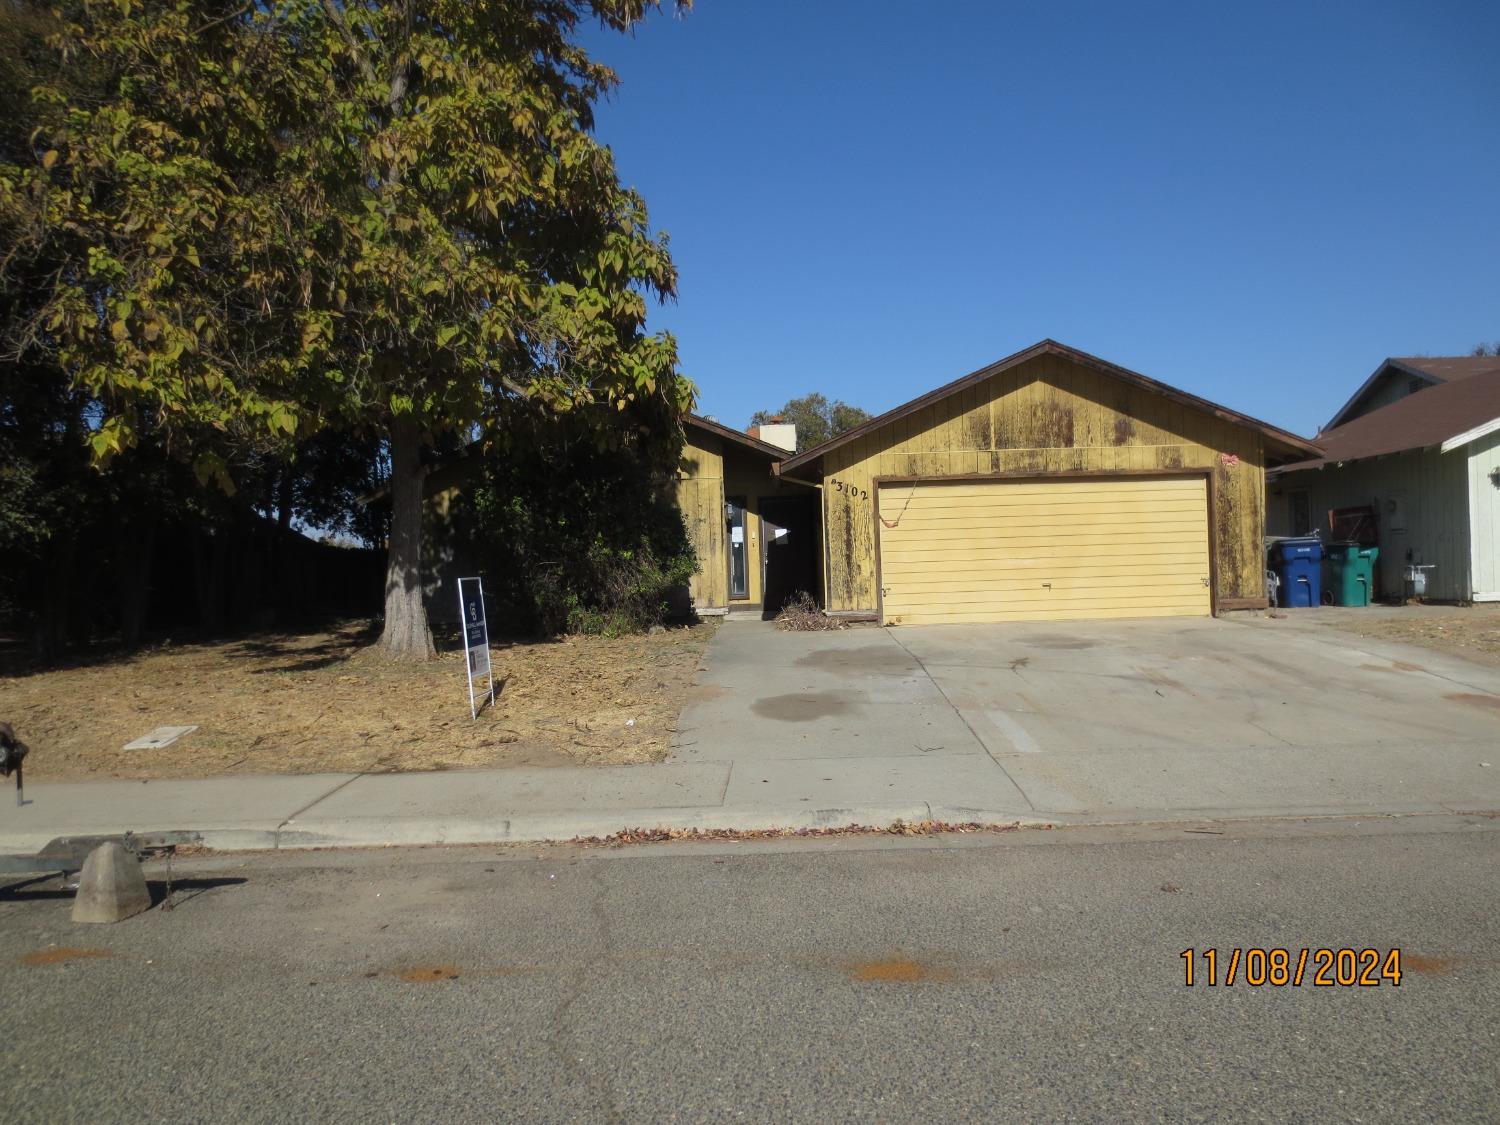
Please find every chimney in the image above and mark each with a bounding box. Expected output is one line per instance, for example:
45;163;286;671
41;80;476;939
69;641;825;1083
748;417;797;453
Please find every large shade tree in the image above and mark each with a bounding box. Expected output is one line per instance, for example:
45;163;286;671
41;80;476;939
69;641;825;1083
1;0;693;658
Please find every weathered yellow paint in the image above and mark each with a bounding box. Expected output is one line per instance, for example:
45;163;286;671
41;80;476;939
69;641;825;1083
821;353;1266;613
675;424;812;610
676;430;727;611
878;477;1212;624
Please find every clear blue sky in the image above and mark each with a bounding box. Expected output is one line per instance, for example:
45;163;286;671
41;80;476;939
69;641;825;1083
584;0;1499;438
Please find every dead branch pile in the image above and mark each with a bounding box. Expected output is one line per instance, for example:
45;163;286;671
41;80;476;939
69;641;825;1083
774;591;848;631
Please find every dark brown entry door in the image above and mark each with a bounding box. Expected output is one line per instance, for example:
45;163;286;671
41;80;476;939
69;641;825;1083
759;495;817;616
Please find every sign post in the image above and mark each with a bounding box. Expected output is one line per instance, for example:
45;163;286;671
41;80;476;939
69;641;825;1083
456;577;494;720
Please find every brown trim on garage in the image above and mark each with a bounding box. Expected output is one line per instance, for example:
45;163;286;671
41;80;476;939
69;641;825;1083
780;339;1322;478
873;484;886;624
1216;597;1270;611
1205;475;1221;616
871;469;1210;485
872;471;1218;625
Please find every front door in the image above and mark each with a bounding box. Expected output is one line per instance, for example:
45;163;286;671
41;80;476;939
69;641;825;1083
759;495;817;616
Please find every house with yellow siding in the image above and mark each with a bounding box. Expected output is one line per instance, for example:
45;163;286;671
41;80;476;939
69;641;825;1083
755;339;1321;625
425;340;1321;627
675;415;819;616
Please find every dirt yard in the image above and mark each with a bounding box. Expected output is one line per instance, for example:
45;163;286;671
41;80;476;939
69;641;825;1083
0;620;716;781
1310;604;1500;668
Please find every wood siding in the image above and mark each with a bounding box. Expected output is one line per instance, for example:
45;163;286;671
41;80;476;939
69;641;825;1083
1466;431;1500;601
820;353;1267;612
1268;447;1473;601
676;431;727;611
676;428;810;611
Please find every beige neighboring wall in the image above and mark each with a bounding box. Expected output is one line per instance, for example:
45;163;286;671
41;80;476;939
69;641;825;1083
816;351;1269;614
1268;447;1474;602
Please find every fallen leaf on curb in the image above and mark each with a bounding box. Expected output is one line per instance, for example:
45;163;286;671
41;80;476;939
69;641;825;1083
570;819;1029;848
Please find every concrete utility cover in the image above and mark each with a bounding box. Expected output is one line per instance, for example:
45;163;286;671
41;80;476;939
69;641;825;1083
123;725;198;752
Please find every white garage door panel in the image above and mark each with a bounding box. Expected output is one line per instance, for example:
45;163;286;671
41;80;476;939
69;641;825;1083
878;476;1211;625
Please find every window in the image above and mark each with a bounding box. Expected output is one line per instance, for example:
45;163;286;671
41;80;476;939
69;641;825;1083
726;497;748;599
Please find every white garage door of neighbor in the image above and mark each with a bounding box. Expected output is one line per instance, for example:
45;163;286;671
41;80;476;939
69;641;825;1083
877;476;1212;625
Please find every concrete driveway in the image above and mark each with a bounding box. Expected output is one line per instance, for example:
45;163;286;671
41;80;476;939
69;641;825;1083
672;614;1500;824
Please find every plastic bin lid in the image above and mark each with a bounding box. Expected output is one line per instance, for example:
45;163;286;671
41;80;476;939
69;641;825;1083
1274;536;1324;554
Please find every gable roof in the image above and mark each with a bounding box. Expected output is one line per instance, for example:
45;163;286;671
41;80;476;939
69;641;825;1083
777;339;1321;478
1273;368;1500;474
1324;355;1500;431
1394;355;1500;382
686;413;791;459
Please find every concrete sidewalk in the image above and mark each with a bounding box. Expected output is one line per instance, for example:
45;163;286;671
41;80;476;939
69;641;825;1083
2;613;1498;852
0;756;1009;853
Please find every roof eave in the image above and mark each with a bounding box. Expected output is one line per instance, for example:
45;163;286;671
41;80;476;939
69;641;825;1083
1440;415;1500;454
686;414;791;460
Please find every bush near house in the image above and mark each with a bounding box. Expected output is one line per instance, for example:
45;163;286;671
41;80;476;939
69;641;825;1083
441;412;698;638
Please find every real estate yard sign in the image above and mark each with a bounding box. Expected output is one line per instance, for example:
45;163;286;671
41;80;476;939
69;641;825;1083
457;577;494;720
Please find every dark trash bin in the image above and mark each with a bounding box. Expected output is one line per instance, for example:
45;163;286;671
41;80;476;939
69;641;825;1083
1271;537;1323;608
1328;542;1378;606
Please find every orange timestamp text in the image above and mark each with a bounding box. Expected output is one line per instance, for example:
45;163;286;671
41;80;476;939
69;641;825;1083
1181;948;1402;987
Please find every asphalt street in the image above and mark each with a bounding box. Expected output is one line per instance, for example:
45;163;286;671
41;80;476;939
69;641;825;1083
1;816;1496;1123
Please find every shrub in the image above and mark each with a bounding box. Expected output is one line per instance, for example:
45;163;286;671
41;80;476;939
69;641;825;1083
446;409;698;637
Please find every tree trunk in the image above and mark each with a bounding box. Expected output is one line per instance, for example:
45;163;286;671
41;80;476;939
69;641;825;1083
119;525;154;646
33;532;77;659
194;529;229;634
276;467;294;532
379;415;435;659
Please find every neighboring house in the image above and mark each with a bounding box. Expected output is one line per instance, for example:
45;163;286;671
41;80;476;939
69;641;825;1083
776;339;1320;625
1267;361;1500;603
676;414;818;616
1323;355;1500;430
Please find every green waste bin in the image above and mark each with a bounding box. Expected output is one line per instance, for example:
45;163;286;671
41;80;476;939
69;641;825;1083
1328;542;1378;606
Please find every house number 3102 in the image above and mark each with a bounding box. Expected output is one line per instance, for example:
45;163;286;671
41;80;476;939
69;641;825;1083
830;478;869;502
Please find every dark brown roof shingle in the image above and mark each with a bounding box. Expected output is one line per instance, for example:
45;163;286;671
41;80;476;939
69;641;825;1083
1390;356;1500;383
1278;369;1500;472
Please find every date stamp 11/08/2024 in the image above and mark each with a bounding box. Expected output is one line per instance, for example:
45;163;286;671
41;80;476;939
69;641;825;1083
1182;948;1404;987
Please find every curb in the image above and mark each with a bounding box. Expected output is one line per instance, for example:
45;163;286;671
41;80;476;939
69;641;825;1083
6;803;1497;856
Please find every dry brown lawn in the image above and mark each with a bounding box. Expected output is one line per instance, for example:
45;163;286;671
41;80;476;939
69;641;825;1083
1312;604;1500;668
0;619;716;781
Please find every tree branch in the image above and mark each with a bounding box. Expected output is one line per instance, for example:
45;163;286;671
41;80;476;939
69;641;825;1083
319;0;377;86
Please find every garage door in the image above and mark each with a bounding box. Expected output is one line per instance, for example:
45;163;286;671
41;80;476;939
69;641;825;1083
877;476;1212;625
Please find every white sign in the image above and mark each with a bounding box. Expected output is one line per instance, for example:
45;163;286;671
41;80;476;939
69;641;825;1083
457;577;494;719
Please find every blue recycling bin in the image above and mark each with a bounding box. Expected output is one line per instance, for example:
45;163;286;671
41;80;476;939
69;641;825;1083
1271;537;1323;608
